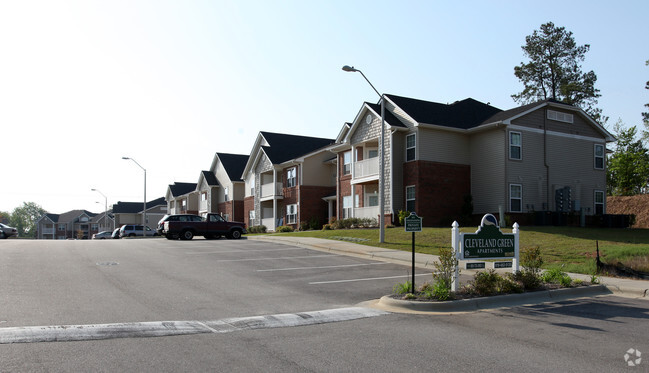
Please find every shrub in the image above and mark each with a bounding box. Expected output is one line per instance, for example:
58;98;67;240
398;210;410;226
511;270;542;290
471;269;501;296
308;217;321;230
322;224;332;231
248;225;267;234
432;247;458;292
276;225;294;233
432;281;454;300
542;268;572;287
299;221;309;231
521;246;543;276
393;281;412;295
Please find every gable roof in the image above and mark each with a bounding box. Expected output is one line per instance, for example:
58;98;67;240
216;153;249;182
112;197;166;214
365;103;407;128
40;210;96;224
480;99;615;141
259;132;334;164
200;170;219;187
385;94;503;130
168;182;198;197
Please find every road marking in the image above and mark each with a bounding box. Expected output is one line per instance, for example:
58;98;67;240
309;273;431;285
0;307;389;344
185;247;305;255
214;254;339;262
257;262;389;272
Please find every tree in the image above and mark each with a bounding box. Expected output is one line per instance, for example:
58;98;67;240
642;60;649;139
9;202;47;238
512;22;604;123
607;122;649;196
0;211;10;225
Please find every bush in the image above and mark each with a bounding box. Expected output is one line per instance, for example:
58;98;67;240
276;225;294;233
542;268;572;286
322;224;332;230
299;221;309;231
432;281;454;300
248;225;267;234
432;247;458;292
393;281;412;295
468;270;523;296
397;210;410;226
511;270;542;290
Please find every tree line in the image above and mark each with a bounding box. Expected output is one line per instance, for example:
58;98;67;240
0;202;47;238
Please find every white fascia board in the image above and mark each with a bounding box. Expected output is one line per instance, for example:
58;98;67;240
241;132;267;177
383;95;418;126
546;102;615;142
335;123;352;143
466;121;506;134
508;124;609;143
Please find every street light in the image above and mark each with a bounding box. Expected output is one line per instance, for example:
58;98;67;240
91;188;112;231
122;157;147;231
342;65;386;243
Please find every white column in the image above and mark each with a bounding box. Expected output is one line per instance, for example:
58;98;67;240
512;222;520;273
451;221;460;292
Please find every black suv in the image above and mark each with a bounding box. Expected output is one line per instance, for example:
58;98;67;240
157;214;203;236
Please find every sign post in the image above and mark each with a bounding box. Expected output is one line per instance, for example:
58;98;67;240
404;212;422;293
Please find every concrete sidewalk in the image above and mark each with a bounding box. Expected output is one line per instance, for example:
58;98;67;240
247;235;649;301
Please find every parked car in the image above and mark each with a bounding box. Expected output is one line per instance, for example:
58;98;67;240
0;223;18;239
119;224;158;238
92;231;113;239
111;228;121;239
162;213;247;240
157;214;203;236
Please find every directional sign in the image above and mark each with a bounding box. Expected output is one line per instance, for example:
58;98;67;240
404;212;422;232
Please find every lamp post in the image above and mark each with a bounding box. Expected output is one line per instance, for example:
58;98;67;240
122;157;147;231
342;65;385;243
91;188;111;231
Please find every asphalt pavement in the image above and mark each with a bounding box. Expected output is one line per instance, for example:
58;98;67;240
247;234;649;312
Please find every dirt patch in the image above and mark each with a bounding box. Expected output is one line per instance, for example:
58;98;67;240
607;195;649;228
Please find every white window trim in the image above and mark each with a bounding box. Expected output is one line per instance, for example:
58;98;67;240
594;190;604;215
405;185;415;212
509;131;522;160
406;134;416;162
342;196;352;219
510;184;523;213
594;144;605;170
343;151;351;175
286;167;296;188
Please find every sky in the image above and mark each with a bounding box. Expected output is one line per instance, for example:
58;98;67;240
0;0;647;214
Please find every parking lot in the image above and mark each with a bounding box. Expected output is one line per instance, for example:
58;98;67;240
0;238;426;329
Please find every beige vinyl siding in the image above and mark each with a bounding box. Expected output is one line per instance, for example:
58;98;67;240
418;127;470;164
301;152;336;186
215;162;233;203
511;108;602;139
506;130;546;212
470;128;506;214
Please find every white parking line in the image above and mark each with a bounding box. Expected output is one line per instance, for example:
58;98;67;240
257;262;390;272
215;254;339;262
309;273;430;285
0;307;389;344
185;247;305;255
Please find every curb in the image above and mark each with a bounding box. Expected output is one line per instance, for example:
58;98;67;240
376;285;613;313
603;284;649;298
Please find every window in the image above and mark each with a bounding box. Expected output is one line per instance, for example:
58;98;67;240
406;134;416;162
286;167;296;188
509;131;522;160
342;196;352;219
286;204;297;224
547;109;574;123
594;144;604;170
224;187;229;201
343;151;351;175
91;224;98;231
405;186;415;212
366;185;379;207
58;224;65;231
368;149;378;158
201;192;207;201
510;184;522;212
248;210;255;226
594;190;604;215
250;187;255;197
209;214;225;223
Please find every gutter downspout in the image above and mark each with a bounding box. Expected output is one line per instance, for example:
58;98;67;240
544;108;550;211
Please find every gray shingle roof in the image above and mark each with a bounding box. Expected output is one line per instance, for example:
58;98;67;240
112;197;166;214
216;153;249;182
385;94;502;129
260;132;334;164
200;170;219;186
169;182;198;197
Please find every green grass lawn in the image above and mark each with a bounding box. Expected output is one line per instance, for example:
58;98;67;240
263;226;649;275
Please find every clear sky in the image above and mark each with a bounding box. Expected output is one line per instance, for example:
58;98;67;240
1;0;647;214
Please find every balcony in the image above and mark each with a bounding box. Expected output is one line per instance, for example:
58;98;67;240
41;228;54;235
260;182;283;201
352;158;379;183
354;206;380;220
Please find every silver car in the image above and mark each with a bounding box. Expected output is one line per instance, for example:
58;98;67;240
0;223;18;239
